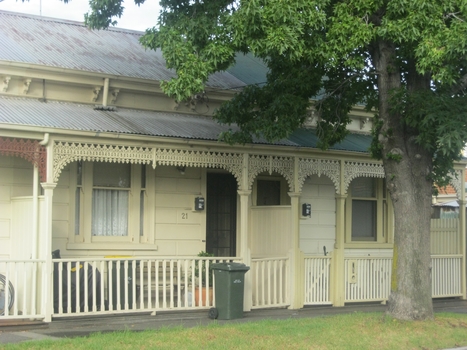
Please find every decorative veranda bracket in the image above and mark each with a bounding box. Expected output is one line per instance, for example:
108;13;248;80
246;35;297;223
248;155;294;191
153;148;244;186
343;161;385;194
298;158;340;193
53;142;153;182
0;137;47;181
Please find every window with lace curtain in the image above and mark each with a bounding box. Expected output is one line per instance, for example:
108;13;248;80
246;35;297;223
92;162;130;236
72;161;147;244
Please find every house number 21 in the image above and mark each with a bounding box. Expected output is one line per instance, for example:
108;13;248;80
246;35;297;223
181;212;189;220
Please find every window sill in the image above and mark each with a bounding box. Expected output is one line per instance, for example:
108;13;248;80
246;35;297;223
67;242;158;251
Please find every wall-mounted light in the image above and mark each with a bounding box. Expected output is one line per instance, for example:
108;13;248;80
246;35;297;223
302;203;311;217
176;166;186;175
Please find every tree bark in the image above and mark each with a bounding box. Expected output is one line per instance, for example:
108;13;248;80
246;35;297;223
372;40;434;320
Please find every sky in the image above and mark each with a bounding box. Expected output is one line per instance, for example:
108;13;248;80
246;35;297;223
0;0;160;31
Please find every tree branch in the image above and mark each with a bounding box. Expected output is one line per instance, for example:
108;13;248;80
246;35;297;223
452;72;467;95
444;12;465;22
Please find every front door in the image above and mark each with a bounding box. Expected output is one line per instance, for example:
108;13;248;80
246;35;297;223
206;173;237;257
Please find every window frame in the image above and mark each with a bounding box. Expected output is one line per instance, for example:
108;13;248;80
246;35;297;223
69;161;154;247
345;177;392;246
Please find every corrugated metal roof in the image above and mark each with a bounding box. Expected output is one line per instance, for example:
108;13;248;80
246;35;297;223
0;96;371;152
288;128;372;153
0;11;246;90
227;53;268;86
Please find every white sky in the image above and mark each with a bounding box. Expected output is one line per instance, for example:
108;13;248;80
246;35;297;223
0;0;160;31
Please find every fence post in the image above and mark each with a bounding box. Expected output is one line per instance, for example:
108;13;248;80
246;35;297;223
41;182;57;322
287;192;303;309
332;194;347;306
238;189;252;311
459;199;466;300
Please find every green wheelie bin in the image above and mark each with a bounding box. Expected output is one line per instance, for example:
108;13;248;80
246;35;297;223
209;262;250;320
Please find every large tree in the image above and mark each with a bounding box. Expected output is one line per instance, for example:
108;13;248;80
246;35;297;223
83;0;467;320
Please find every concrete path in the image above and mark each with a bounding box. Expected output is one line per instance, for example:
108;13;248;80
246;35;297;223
1;299;467;346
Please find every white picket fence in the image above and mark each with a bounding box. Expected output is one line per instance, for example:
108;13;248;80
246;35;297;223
343;255;462;303
432;255;463;297
250;257;289;309
304;256;332;305
1;256;291;319
0;254;463;319
0;260;46;319
344;257;393;302
302;254;462;305
51;257;241;317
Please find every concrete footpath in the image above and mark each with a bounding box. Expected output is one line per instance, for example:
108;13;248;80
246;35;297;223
1;299;467;346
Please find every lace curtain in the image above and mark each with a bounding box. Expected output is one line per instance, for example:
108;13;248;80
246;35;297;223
92;189;129;236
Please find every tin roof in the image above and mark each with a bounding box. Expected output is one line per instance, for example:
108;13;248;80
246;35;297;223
288;128;372;153
227;53;268;87
0;10;248;90
0;96;371;152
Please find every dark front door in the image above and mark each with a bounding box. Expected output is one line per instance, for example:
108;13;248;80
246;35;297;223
206;173;237;257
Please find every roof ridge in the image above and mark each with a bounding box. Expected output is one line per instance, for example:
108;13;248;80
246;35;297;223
0;10;144;35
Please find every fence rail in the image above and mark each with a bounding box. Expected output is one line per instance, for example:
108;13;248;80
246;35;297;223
251;257;289;309
0;260;46;319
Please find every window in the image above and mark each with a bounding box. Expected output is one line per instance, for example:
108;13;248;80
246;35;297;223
92;162;130;237
257;180;281;205
346;177;390;244
74;160;82;236
72;161;149;245
254;176;291;206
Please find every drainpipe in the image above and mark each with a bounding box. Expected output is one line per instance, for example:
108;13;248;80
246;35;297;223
32;166;39;260
102;78;109;107
39;133;49;147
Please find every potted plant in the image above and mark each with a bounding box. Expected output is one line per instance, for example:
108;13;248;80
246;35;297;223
193;251;214;306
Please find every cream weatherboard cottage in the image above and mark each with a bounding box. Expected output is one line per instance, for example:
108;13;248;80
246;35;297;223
0;10;465;322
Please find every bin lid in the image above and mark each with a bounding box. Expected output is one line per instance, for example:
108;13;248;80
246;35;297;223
210;262;250;271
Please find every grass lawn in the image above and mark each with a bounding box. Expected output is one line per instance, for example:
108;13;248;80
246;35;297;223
3;312;467;350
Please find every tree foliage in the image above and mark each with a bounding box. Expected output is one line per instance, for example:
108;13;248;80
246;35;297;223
84;0;467;320
83;0;467;189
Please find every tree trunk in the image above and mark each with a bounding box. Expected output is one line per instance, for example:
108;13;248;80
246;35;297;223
372;40;434;320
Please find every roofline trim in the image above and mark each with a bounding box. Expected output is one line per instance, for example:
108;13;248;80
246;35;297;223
0;122;378;160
